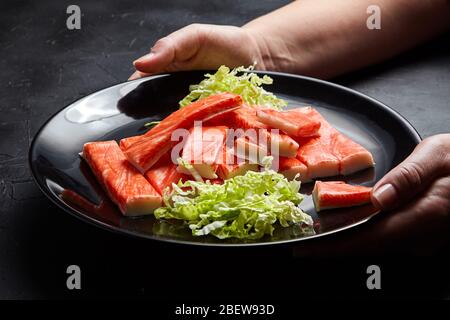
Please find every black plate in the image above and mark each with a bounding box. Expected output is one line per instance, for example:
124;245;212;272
29;71;421;246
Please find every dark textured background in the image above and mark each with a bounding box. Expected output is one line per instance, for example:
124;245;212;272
0;0;449;300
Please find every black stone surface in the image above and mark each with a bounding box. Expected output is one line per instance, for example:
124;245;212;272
0;0;449;299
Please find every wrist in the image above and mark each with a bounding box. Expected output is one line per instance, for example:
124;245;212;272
242;26;295;73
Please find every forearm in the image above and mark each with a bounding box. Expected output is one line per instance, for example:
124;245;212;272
243;0;450;78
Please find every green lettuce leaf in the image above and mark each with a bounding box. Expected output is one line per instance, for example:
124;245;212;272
144;120;161;128
178;65;287;109
154;157;313;240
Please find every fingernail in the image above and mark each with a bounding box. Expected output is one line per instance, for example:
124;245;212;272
372;183;396;209
133;52;154;66
128;71;140;81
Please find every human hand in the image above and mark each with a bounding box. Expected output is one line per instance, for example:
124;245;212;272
371;134;450;212
129;24;267;80
294;134;450;256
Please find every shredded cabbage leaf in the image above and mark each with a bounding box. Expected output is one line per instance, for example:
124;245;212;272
178;65;287;110
177;158;204;183
154;157;313;240
144;120;160;128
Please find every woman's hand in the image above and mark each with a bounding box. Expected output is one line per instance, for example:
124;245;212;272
129;24;267;80
295;134;450;256
371;134;450;212
130;1;450;80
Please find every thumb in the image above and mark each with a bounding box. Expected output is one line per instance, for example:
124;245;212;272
371;134;450;210
133;24;205;74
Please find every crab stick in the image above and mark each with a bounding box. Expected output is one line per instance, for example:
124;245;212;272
123;93;242;172
277;157;310;182
82;140;162;216
256;107;321;138
216;144;259;180
145;152;190;194
312;181;372;212
178;126;228;179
